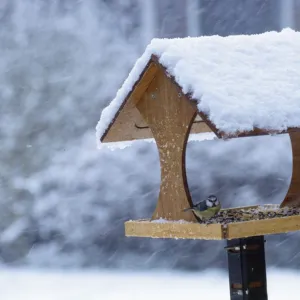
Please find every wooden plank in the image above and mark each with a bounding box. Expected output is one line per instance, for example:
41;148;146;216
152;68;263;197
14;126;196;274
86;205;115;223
131;62;159;106
125;220;224;240
280;131;300;207
136;67;198;222
124;205;300;240
103;103;153;142
221;127;300;139
135;114;213;134
101;61;158;143
190;117;213;133
125;215;300;240
226;215;300;239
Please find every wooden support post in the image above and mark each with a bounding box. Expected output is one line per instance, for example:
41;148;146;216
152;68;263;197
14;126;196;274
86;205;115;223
226;236;268;300
136;67;198;222
281;131;300;207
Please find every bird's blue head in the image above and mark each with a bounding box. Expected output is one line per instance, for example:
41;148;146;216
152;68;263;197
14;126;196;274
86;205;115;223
206;195;219;208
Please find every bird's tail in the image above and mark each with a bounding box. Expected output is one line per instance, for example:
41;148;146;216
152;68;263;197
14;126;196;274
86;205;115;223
182;207;193;212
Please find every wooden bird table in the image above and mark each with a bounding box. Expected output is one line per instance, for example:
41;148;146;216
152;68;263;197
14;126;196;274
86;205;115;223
96;33;300;300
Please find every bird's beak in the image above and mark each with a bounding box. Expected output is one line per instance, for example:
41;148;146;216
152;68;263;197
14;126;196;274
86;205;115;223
182;207;193;212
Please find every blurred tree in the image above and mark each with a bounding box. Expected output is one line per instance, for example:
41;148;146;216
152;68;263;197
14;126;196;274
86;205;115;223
0;0;140;262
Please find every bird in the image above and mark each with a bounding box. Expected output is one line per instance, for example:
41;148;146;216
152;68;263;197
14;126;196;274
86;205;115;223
183;195;221;221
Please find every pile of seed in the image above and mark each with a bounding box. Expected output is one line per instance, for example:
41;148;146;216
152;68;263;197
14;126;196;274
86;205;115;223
204;205;300;225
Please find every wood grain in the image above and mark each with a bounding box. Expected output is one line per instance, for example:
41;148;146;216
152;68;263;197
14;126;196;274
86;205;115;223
150;55;221;138
103;101;153;142
125;220;223;240
280;131;300;207
219;127;300;139
135;116;213;134
136;67;198;222
101;61;158;143
225;215;300;239
125;212;300;240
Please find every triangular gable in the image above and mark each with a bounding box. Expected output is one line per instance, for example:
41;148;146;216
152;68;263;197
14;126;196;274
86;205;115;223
100;60;158;143
100;57;216;143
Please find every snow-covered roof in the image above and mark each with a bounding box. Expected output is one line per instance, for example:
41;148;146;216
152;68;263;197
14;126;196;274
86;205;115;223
96;29;300;144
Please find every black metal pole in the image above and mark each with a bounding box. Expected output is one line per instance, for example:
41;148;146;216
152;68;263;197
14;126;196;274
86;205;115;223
225;236;268;300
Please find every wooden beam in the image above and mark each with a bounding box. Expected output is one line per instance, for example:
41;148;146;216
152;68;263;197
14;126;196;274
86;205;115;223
280;131;300;207
222;127;300;139
125;209;300;240
125;219;224;240
136;67;198;222
225;215;300;239
135;117;213;134
190;119;214;134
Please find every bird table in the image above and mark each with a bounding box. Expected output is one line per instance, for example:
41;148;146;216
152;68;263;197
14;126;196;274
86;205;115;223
96;30;300;300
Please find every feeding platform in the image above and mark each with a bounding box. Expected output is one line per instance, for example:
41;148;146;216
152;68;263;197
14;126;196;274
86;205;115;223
97;29;300;300
125;205;300;240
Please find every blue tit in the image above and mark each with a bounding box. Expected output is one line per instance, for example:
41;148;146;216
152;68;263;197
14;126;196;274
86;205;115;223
183;195;221;221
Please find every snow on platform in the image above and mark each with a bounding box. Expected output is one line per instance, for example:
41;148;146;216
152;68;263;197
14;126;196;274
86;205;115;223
1;268;300;300
97;29;300;143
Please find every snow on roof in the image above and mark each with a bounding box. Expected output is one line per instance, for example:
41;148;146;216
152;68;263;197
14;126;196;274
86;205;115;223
96;29;300;145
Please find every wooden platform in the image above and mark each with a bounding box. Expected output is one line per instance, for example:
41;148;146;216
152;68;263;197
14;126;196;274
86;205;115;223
125;205;300;240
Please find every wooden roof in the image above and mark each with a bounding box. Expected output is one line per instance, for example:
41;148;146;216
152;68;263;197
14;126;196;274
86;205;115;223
99;55;300;144
97;30;300;145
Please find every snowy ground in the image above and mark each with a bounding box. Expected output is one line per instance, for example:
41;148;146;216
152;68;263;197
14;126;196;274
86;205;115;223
0;268;299;300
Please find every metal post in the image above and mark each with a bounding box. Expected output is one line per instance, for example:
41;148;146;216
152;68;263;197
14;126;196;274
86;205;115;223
225;236;268;300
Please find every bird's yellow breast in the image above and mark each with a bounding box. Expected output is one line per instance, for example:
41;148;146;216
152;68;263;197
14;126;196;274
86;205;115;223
193;204;221;221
